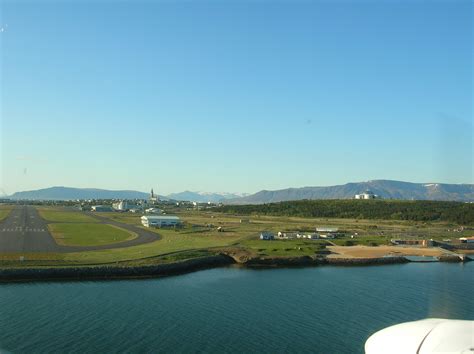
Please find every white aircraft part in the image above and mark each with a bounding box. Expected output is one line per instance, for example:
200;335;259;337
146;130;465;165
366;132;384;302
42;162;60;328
365;318;474;354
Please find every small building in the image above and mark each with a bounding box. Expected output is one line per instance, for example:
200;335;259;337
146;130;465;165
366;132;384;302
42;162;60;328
260;231;274;240
141;215;180;228
91;205;113;212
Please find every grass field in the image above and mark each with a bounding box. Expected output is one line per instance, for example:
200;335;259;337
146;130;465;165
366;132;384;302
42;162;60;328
239;239;328;257
0;207;12;222
48;223;136;246
38;210;99;223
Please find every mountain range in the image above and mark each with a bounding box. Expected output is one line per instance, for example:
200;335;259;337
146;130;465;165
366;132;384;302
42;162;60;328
5;180;474;203
7;187;244;202
224;180;474;204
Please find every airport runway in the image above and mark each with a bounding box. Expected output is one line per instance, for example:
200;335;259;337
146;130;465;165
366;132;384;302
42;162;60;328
0;205;60;252
0;205;160;253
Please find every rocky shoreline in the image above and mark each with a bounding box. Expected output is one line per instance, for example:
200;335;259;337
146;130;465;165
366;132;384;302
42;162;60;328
0;252;470;283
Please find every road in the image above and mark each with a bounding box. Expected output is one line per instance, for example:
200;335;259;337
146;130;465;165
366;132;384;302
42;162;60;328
0;205;159;253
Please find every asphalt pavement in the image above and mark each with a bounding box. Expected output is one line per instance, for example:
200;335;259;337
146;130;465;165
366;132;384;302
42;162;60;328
0;205;60;252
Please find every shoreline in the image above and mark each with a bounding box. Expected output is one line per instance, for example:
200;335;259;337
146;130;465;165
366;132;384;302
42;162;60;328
0;253;470;283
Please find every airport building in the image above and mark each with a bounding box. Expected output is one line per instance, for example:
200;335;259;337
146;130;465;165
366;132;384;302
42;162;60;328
141;215;181;228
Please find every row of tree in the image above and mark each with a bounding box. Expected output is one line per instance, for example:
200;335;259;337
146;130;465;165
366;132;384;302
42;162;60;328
215;200;474;224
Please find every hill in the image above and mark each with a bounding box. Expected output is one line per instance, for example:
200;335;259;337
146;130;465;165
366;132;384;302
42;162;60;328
9;187;150;201
225;180;474;204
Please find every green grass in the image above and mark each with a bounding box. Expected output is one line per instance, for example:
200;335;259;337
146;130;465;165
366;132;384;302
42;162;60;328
0;208;12;222
48;223;136;247
331;236;392;247
238;239;327;257
38;210;99;223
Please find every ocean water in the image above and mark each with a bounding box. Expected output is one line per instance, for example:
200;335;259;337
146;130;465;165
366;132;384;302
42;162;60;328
0;263;473;353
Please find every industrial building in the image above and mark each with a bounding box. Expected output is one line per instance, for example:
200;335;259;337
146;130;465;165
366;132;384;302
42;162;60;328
141;215;180;228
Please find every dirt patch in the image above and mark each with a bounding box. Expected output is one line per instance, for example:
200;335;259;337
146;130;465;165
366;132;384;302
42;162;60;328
327;245;449;258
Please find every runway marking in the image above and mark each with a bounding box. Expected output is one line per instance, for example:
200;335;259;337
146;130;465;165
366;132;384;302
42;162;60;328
0;228;47;233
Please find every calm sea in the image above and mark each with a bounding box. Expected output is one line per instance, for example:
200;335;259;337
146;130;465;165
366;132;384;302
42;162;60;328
0;262;473;353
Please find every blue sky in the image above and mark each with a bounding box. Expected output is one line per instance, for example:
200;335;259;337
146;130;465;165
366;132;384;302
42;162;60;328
0;0;472;195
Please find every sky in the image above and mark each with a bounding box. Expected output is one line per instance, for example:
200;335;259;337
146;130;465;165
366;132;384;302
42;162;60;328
0;0;472;195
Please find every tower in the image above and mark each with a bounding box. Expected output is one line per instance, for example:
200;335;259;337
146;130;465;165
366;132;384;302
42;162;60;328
150;188;158;204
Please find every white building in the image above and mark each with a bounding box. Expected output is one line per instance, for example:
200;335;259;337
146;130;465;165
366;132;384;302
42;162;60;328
355;190;380;199
141;215;180;228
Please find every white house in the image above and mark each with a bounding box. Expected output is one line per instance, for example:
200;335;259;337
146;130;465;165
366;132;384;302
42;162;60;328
141;215;180;228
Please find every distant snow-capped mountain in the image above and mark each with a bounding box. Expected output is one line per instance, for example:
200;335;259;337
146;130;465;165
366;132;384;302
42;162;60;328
166;191;249;203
